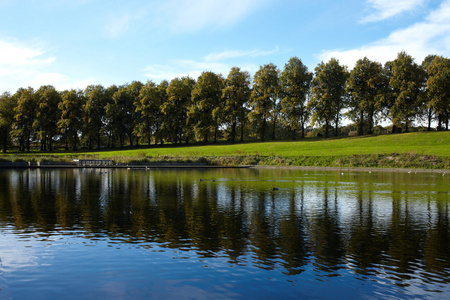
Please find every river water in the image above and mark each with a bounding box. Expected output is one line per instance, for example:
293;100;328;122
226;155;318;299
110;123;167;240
0;168;449;299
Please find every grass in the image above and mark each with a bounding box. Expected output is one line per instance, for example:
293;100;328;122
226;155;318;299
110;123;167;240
1;131;449;169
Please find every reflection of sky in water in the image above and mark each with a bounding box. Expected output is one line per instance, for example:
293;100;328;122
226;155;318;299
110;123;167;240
0;168;449;299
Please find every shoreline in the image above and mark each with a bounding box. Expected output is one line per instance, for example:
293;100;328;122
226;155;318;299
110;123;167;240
252;165;450;173
0;161;448;173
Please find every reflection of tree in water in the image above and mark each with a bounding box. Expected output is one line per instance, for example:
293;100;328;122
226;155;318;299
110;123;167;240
248;190;278;270
220;186;248;263
1;168;449;285
385;191;427;286
309;185;344;275
347;188;385;277
423;198;450;286
278;185;309;275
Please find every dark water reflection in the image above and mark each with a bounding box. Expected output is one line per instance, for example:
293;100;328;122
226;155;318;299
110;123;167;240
0;168;449;299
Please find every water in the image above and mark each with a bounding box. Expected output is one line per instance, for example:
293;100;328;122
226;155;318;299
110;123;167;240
0;168;449;299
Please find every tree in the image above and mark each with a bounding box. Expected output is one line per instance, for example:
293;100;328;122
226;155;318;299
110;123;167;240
163;76;195;144
83;85;107;149
11;87;36;151
250;63;280;141
308;58;348;137
346;57;384;135
0;92;16;152
34;85;61;151
426;55;450;130
135;80;167;145
189;71;224;143
221;67;251;143
105;82;142;148
420;55;437;131
280;57;312;139
104;85;119;147
127;81;143;146
388;51;425;132
58;90;85;151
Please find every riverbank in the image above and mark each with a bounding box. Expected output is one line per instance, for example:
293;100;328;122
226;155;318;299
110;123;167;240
1;132;449;170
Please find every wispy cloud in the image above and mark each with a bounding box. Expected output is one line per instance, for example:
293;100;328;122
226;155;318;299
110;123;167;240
204;46;280;62
361;0;425;23
143;46;277;81
104;9;148;39
156;0;266;33
0;37;91;92
319;0;450;68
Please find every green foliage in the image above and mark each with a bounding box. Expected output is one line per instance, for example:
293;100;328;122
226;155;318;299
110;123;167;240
83;85;107;150
250;63;280;140
189;71;224;142
308;58;348;137
388;51;426;132
163;76;195;144
11;87;37;152
221;67;251;143
0;92;16;152
426;55;450;130
58;89;85;151
280;57;312;139
346;57;384;135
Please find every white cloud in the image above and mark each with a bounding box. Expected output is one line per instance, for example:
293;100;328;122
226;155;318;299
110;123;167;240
0;37;91;92
104;9;148;39
362;0;425;23
157;0;266;33
204;46;280;62
319;0;450;68
143;47;273;81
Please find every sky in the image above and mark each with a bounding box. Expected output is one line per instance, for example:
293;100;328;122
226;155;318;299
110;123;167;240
1;0;449;93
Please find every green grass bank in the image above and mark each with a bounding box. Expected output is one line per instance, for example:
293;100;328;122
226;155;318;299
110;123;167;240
1;132;449;169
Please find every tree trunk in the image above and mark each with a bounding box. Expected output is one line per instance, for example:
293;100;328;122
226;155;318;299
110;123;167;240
335;118;339;137
292;128;296;140
301;122;305;139
240;120;244;142
427;108;432;131
358;110;364;136
272;118;276;140
231;120;236;143
97;133;101;149
391;124;397;134
325;121;329;138
261;118;266;141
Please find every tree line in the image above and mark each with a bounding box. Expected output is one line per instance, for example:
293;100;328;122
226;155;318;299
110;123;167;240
0;51;449;152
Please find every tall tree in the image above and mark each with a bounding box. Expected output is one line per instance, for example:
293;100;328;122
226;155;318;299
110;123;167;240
83;85;107;149
221;67;251;143
0;92;16;152
163;76;195;144
127;81;143;146
420;55;436;131
426;55;450;130
135;80;167;145
346;57;384;135
34;85;61;151
280;57;312;139
189;71;224;143
308;58;348;137
11;87;36;151
104;85;119;148
388;51;425;132
58;90;85;151
105;82;142;148
250;63;280;141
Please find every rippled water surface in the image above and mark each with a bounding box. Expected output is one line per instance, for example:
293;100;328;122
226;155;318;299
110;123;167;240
0;168;449;299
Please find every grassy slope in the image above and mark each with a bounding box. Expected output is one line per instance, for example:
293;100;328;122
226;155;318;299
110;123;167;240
1;132;449;168
78;131;450;158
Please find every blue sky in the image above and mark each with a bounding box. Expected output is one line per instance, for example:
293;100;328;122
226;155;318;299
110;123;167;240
0;0;449;93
